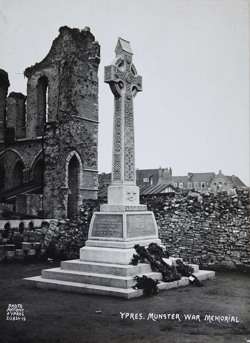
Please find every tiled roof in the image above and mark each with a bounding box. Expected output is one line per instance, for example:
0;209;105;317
136;169;160;184
226;176;247;188
187;172;215;183
140;183;175;195
171;176;189;184
98;186;108;198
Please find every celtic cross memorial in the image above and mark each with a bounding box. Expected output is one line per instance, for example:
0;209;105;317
103;38;143;208
81;38;160;264
105;38;142;185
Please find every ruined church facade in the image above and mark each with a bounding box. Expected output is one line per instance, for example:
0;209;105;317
0;26;100;219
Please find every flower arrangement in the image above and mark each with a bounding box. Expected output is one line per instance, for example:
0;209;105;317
132;243;203;295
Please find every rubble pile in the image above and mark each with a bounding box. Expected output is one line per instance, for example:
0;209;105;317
141;189;249;269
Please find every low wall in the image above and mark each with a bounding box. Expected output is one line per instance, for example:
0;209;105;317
0;191;249;269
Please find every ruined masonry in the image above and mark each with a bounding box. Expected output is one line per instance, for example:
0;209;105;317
24;38;215;298
0;26;100;219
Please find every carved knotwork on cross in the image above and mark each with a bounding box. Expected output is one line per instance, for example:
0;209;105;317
104;38;142;184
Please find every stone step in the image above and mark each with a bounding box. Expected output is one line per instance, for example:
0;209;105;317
61;259;152;276
193;270;215;281
41;267;163;289
162;258;200;273
61;259;200;275
157;270;215;291
23;269;215;299
23;276;143;299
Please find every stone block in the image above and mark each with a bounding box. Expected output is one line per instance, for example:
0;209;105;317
61;259;152;276
88;211;158;242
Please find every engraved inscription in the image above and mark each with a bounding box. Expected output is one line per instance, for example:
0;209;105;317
127;214;156;238
125;205;147;211
91;214;123;238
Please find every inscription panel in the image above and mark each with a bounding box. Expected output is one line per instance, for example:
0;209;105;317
91;214;123;238
127;213;156;238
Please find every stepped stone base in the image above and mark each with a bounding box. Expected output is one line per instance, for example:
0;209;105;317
23;258;215;299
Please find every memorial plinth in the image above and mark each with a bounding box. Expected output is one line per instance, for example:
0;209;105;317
81;210;160;264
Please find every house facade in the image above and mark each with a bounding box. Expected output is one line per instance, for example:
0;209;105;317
98;167;247;196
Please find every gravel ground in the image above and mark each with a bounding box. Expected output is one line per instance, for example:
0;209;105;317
0;262;249;343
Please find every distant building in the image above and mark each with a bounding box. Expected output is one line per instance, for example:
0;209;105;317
98;168;247;197
210;170;247;195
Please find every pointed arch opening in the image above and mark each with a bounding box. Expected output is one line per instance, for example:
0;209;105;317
67;155;80;218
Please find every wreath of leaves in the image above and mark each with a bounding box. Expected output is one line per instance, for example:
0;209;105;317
132;243;203;295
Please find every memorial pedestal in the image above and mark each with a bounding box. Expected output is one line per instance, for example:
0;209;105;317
80;209;161;264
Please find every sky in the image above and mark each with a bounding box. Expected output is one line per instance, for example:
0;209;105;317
0;0;249;185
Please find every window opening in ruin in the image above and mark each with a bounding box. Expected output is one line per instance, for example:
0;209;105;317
19;222;25;234
37;76;49;136
28;222;34;230
67;155;80;218
13;161;24;188
4;222;10;230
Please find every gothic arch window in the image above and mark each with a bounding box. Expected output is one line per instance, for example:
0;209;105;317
13;161;24;188
37;76;49;136
67;155;80;218
65;151;83;188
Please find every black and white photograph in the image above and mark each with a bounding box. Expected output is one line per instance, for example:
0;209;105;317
0;0;249;342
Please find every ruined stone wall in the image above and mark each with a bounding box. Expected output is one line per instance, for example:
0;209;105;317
23;26;100;218
6;93;26;139
0;140;42;190
0;70;9;143
0;27;100;219
141;190;249;270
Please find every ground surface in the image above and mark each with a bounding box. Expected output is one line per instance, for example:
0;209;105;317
0;262;249;343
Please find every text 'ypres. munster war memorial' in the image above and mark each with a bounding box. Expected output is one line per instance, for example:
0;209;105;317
0;26;249;298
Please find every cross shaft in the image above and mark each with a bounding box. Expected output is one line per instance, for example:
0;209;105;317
104;38;142;185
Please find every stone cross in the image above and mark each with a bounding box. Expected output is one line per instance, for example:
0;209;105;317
104;38;142;186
